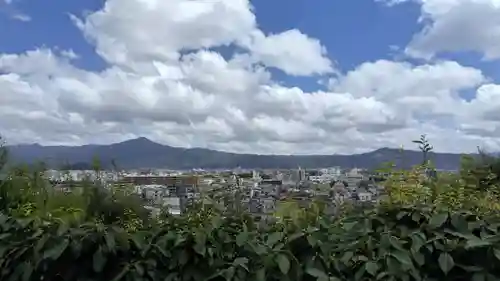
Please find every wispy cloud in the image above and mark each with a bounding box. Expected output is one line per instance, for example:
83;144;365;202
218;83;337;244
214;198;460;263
11;13;30;21
0;0;31;22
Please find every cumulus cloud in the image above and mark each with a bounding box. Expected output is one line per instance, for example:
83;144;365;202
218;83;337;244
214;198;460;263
243;29;334;76
71;0;331;76
381;0;500;60
1;0;500;154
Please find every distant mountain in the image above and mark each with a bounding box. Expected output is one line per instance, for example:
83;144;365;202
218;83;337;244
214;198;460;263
5;137;468;170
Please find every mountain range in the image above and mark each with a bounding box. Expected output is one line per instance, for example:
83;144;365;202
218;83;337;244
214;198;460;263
4;137;468;170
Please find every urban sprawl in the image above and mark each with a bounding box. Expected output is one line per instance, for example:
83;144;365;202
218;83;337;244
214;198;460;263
45;167;387;218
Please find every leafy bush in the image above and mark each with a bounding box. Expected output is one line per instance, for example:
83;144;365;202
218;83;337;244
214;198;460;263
1;204;500;280
0;159;152;230
378;135;500;215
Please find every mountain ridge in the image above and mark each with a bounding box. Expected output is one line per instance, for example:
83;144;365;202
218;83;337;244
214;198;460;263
5;137;469;170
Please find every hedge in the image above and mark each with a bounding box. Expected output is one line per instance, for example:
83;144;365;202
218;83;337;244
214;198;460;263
1;205;500;281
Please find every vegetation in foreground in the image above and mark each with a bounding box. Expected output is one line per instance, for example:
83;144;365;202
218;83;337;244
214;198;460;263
2;136;500;280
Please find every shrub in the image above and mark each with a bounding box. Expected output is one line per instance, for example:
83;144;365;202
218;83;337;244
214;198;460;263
1;204;500;280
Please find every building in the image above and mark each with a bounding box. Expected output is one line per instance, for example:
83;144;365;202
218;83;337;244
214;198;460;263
126;175;199;213
123;175;198;187
162;197;182;215
356;188;373;202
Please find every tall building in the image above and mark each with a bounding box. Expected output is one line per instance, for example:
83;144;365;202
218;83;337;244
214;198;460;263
252;170;260;180
291;167;306;182
299;167;306;181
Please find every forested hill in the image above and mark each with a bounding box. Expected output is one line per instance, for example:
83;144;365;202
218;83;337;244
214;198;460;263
6;137;465;170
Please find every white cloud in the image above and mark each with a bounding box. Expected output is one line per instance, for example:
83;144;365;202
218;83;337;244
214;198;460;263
330;60;485;116
382;0;500;60
1;0;30;22
1;0;500;154
71;0;331;76
72;0;256;66
243;29;334;76
11;13;30;22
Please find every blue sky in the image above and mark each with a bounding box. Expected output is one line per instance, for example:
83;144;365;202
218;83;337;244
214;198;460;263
1;0;497;85
0;0;105;69
1;0;500;154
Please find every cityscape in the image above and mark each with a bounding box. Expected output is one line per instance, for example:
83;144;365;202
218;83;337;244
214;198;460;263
45;165;385;218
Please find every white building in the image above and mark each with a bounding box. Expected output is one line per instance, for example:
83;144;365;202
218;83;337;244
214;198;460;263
356;189;373;202
162;197;182;215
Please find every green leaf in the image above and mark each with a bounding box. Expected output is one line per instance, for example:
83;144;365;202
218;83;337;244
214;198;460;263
236;232;248;246
255;268;266;281
494;248;500;261
134;263;144;276
391;250;412;266
465;238;491;249
93;248;107;273
105;232;116;252
376;272;389;280
224;267;235;281
410;232;425;251
438;253;454;274
458;265;483;272
411;249;425;266
233;257;249;271
396;211;407;220
277;254;290;274
306;268;328;279
389;236;405;251
472;272;486;281
42;239;69;260
56;223;69;236
178;249;189;265
354;266;366;281
252;243;267;255
7;263;25;281
266;232;282;247
165;272;178;281
411;212;421;223
365;261;379;276
307;235;318;246
386;257;400;274
429;213;448;228
444;230;476;240
193;241;206;255
111;264;130;281
342;221;357;231
340;251;354;264
21;262;33;281
451;214;468;231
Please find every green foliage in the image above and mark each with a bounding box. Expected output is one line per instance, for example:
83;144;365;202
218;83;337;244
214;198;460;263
1;205;500;280
412;134;433;165
0;151;152;230
459;149;500;194
382;136;500;215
